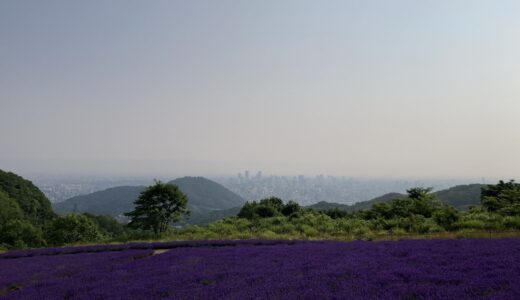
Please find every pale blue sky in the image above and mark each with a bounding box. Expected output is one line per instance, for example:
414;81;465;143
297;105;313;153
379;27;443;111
1;1;519;178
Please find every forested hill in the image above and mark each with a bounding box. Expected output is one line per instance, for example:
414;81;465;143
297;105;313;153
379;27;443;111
307;192;406;212
168;177;245;213
53;186;145;218
0;169;55;248
53;177;245;220
0;169;55;223
307;184;483;212
433;184;483;211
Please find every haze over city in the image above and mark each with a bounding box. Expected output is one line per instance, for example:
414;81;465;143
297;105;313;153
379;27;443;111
4;3;520;298
1;1;520;178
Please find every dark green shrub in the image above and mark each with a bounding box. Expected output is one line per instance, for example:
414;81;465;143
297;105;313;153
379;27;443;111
46;214;104;246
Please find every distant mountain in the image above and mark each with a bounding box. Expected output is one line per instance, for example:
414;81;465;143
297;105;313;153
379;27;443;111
347;192;408;211
307;184;483;212
306;192;406;212
306;201;351;211
53;177;245;222
185;206;242;225
168;177;245;214
53;186;145;218
432;184;482;211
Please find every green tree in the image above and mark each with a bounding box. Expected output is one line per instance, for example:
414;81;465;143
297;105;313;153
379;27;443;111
259;197;284;211
125;181;189;234
237;201;258;219
321;207;348;219
255;205;278;218
0;191;23;225
237;197;287;219
407;187;433;200
481;180;520;213
46;214;103;245
0;190;46;248
82;213;128;237
281;200;302;216
2;219;46;248
432;205;459;229
406;187;442;218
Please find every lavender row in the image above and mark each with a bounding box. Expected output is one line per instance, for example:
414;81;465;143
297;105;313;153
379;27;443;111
4;238;520;299
0;249;153;298
0;239;300;259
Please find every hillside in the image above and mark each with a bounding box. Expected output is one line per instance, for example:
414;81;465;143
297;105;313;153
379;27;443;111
348;192;407;211
53;177;245;222
53;186;145;218
185;206;242;225
307;192;406;212
308;185;483;212
433;184;482;211
0;169;55;248
306;201;351;211
0;169;55;223
168;177;245;213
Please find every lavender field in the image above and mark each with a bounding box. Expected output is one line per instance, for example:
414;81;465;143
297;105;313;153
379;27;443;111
2;238;520;299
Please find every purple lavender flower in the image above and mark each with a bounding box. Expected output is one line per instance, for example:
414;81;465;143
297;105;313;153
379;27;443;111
2;238;520;299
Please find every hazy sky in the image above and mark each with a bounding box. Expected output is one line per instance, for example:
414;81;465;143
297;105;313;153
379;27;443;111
1;1;520;178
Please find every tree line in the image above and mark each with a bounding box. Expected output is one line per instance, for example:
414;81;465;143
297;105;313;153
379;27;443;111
2;167;520;250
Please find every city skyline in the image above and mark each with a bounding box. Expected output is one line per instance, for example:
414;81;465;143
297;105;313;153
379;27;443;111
31;169;484;205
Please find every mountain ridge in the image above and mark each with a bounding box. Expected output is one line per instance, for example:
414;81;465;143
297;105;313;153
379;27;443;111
307;184;483;212
53;181;484;224
53;177;245;222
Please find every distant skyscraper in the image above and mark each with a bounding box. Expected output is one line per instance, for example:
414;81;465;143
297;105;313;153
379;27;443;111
245;170;250;181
